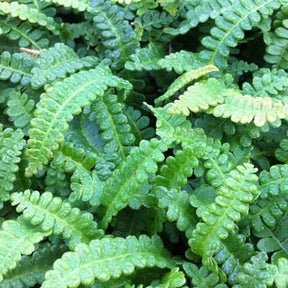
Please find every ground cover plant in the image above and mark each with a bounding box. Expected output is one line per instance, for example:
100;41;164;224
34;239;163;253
2;0;288;287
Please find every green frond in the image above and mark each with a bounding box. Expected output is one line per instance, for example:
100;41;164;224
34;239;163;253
25;66;132;177
0;16;49;49
125;43;165;71
134;0;158;16
11;190;104;249
88;0;140;70
225;60;258;81
42;235;175;288
200;0;283;67
271;258;288;288
158;0;180;16
0;2;60;34
155;65;218;105
0;51;33;85
155;188;197;239
264;19;288;69
5;90;35;132
100;138;167;229
157;50;205;74
212;92;288;127
0;243;68;288
39;0;88;11
91;93;135;166
183;262;227;288
0;216;48;282
0;126;25;209
189;164;259;260
124;105;155;143
168;78;226;116
31;43;100;89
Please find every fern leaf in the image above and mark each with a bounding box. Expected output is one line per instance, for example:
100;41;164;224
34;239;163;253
100;138;167;229
31;43;100;89
91;93;135;166
37;0;88;11
168;78;226;116
11;190;104;249
0;2;60;34
125;43;165;71
1;243;67;288
0;16;49;49
5;90;35;132
134;0;158;16
0;126;25;209
157;50;205;74
25;66;132;177
264;19;288;69
155;65;218;105
88;0;139;70
272;258;288;288
0;51;33;85
212;92;288;127
0;216;48;282
42;235;174;288
200;0;283;67
189;164;259;260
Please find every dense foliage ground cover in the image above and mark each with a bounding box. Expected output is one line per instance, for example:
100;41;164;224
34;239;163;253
2;0;288;287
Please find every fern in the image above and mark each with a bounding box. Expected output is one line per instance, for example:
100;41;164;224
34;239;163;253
42;235;175;288
38;0;89;11
25;66;132;177
31;43;100;89
0;51;33;85
0;126;25;209
271;258;288;288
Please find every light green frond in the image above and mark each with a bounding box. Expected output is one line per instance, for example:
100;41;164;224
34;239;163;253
11;190;104;249
39;0;88;11
42;235;175;288
272;258;288;288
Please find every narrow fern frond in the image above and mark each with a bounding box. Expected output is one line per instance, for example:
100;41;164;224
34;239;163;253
31;43;100;89
155;64;218;105
37;0;88;12
100;138;167;229
25;66;132;177
0;127;25;209
0;2;60;34
200;0;283;67
0;217;48;282
271;258;288;288
0;51;33;85
1;243;68;288
11;190;104;249
189;164;259;261
42;235;175;288
0;16;49;49
168;78;226;116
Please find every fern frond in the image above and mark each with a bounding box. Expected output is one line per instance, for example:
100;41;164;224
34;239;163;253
31;43;99;89
25;66;132;177
134;0;158;16
1;243;67;288
155;64;218;105
125;43;165;71
42;235;175;288
168;78;226;116
271;258;288;288
200;0;283;67
5;90;35;132
88;0;139;70
0;51;33;85
0;16;49;49
157;50;204;74
11;190;104;249
92;93;135;166
189;164;259;261
225;59;258;81
37;0;88;11
264;19;288;69
100;138;167;229
0;127;25;209
0;2;60;34
0;217;48;282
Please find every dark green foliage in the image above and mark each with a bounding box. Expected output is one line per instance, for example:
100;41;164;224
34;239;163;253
1;1;288;288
